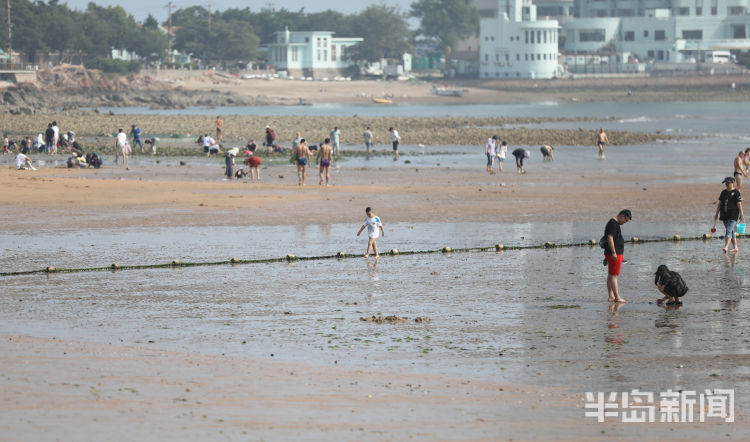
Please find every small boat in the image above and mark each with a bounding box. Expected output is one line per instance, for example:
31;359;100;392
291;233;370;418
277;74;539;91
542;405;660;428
372;97;393;104
431;85;464;97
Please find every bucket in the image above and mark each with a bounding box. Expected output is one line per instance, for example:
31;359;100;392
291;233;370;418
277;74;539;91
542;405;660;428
738;223;746;234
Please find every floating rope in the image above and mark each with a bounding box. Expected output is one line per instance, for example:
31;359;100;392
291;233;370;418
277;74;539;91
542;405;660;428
0;233;720;277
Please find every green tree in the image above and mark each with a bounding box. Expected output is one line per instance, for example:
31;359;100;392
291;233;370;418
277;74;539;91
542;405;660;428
348;5;413;63
410;0;478;51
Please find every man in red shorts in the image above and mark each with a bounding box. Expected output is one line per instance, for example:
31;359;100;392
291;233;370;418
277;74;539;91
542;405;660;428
604;209;632;303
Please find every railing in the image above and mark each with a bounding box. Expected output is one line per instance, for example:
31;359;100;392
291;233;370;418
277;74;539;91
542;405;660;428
0;63;38;71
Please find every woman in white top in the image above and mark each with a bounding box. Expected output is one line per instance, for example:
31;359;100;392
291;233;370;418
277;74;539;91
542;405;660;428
485;135;497;173
496;140;508;173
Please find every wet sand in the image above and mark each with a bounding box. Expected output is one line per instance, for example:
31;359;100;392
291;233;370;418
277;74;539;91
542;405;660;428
2;140;749;438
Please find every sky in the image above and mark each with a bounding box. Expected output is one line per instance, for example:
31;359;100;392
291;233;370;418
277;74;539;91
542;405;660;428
61;0;416;22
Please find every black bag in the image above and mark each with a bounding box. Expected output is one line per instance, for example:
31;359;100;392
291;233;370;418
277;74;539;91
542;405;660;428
599;235;607;249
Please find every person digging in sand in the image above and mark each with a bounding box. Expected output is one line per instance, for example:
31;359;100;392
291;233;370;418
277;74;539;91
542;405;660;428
654;265;688;305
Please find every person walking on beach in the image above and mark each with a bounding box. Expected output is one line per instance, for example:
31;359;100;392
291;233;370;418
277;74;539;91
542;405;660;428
390;127;401;161
713;177;745;253
485;135;497;174
330;126;340;156
215;116;224;142
294;138;311;186
116;128;130;170
356;207;385;258
603;209;632;303
317;138;333;186
512;148;529;173
364;126;374;154
496;140;507;172
130;125;143;152
597;128;609;159
733;151;747;190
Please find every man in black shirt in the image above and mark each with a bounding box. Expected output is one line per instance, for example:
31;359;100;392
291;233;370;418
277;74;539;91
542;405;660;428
713;176;745;253
604;209;632;303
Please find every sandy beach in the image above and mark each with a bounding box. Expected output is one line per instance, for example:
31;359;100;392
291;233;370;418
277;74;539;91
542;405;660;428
1;78;749;439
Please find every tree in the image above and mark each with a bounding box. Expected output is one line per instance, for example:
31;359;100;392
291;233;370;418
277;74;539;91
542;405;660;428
348;5;413;63
410;0;478;51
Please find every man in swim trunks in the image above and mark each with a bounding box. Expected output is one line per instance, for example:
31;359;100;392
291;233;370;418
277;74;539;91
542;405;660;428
215;116;224;142
733;150;747;190
603;209;632;303
597;128;609;159
316;137;333;186
294;138;311;186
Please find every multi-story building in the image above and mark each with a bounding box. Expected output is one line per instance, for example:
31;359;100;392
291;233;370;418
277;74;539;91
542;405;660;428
265;28;363;78
479;0;561;78
565;0;750;62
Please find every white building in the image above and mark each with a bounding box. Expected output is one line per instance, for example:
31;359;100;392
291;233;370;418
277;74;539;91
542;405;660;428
480;0;561;79
265;28;363;78
564;0;750;63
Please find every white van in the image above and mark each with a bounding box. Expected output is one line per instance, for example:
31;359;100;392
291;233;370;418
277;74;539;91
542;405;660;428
705;51;731;64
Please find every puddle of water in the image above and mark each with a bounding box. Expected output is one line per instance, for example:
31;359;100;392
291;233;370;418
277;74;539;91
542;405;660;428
1;240;748;407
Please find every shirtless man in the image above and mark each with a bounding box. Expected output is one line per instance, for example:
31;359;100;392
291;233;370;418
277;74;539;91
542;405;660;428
215;116;224;142
316;137;333;186
294;138;311;186
734;150;747;190
597;128;609;159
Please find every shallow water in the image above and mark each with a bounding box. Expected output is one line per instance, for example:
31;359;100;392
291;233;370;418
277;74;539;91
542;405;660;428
1;240;748;407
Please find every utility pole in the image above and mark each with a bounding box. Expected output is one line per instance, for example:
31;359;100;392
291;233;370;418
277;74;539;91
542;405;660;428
166;1;173;64
6;0;12;63
207;4;212;33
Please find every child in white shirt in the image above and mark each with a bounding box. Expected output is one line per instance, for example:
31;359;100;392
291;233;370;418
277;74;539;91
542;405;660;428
356;207;385;258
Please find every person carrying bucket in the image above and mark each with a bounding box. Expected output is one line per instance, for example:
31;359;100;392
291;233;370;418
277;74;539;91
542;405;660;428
713;176;745;254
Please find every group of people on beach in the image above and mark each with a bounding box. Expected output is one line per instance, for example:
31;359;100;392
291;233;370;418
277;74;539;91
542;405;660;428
484;136;555;174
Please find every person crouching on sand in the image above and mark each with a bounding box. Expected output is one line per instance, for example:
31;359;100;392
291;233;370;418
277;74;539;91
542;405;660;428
356;207;385;258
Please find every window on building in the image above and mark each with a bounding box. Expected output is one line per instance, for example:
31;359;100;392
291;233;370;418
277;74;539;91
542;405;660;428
676;7;689;15
595;9;608;17
657;50;664;60
496;72;499;77
537;54;541;60
543;31;547;44
728;7;746;15
305;37;309;43
695;7;702;15
655;30;666;40
491;36;495;41
292;47;298;62
505;72;509;77
537;30;541;43
624;31;634;41
323;38;327;47
682;30;703;39
711;6;717;15
506;54;509;61
644;30;649;38
331;45;337;61
485;36;488;41
323;50;327;61
525;30;529;44
543;54;547;60
516;54;520;61
525;54;528;60
341;46;346;60
531;30;535;44
317;38;321;47
648;50;655;58
579;30;606;42
732;24;747;39
485;53;489;61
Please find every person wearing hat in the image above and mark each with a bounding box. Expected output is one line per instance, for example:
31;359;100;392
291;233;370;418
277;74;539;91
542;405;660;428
714;176;745;253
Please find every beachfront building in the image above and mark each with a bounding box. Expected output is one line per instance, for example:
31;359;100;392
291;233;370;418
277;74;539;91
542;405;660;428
265;28;363;79
563;0;750;63
479;0;561;78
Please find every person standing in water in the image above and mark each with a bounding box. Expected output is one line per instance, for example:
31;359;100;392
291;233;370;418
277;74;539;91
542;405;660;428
603;209;632;303
512;148;528;173
496;140;507;173
294;138;311;186
317;138;333;186
597;128;609;159
485;135;497;174
215;116;224;142
714;176;744;253
356;207;385;258
390;127;401;161
733;151;747;190
363;126;374;154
